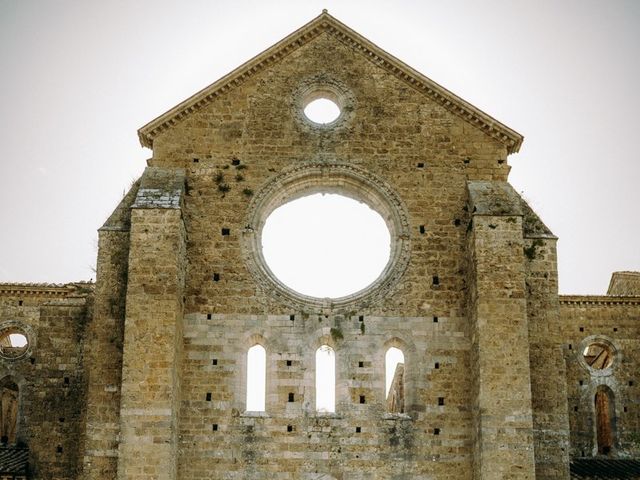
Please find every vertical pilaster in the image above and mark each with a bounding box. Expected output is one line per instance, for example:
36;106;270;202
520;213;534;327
524;235;570;479
470;215;536;479
116;168;186;480
82;230;129;479
467;182;536;479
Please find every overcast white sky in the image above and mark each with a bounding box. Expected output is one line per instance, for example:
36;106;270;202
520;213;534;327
0;0;638;295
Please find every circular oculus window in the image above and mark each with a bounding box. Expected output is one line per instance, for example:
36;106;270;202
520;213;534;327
241;162;411;311
578;336;617;376
261;193;391;298
303;97;341;125
295;78;353;129
583;342;614;370
0;325;31;360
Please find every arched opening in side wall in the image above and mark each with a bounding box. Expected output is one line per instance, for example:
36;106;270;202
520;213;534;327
385;347;405;413
246;344;266;412
595;385;615;455
0;376;19;445
316;345;335;413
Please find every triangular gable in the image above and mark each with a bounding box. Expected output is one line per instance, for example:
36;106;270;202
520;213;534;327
138;10;523;154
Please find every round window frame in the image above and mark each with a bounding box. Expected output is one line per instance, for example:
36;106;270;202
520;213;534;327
241;161;411;312
294;77;354;130
0;321;35;361
578;335;618;377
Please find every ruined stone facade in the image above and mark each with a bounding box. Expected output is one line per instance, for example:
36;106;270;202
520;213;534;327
0;12;638;480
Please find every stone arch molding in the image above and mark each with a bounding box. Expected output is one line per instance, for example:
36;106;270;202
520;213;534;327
578;335;619;378
292;74;356;131
0;320;36;362
241;161;411;312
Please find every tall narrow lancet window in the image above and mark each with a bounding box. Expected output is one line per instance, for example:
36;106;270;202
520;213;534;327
316;345;335;413
246;344;266;412
595;386;615;455
385;347;405;413
0;377;19;445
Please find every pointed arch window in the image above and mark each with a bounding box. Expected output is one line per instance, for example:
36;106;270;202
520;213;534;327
385;347;405;413
246;344;266;412
316;345;335;413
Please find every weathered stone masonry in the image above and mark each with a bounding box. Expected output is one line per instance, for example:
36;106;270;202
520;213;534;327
0;11;638;480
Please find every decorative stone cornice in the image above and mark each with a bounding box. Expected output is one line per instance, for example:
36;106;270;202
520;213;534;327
138;11;523;154
560;295;640;306
0;282;94;298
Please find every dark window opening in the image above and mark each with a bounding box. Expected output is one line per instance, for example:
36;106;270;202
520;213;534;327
359;395;366;404
432;276;439;285
221;228;230;236
438;397;445;406
286;360;292;367
206;392;212;401
417;162;425;168
289;314;295;321
419;225;426;234
212;359;218;365
434;428;440;435
358;361;364;368
434;362;440;369
207;313;212;320
0;377;19;445
355;426;361;433
213;273;220;282
288;392;295;402
287;425;293;432
212;424;218;431
595;387;615;455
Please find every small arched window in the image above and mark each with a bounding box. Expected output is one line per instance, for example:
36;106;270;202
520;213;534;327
316;345;335;413
246;344;266;412
385;347;405;413
0;377;19;445
595;386;615;455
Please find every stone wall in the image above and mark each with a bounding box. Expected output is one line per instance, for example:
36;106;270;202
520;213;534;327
0;284;92;479
559;296;640;459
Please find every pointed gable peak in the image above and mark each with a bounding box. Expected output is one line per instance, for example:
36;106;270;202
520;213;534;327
138;11;523;154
